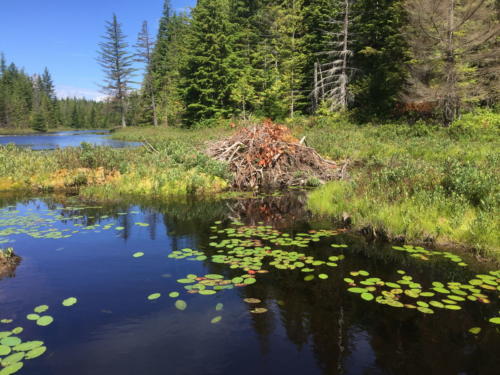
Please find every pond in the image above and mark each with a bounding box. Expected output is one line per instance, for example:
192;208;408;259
0;130;141;150
0;193;498;375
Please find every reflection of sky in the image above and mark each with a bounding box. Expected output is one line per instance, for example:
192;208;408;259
0;130;141;150
344;328;381;375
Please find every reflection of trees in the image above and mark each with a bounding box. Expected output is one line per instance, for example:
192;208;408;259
1;193;499;374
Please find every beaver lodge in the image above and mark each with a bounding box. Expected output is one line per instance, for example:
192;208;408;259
207;120;347;190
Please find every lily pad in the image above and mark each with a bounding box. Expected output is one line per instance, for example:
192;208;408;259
250;308;268;314
0;345;11;356
361;293;374;301
318;274;329;280
244;298;261;304
210;316;222;324
1;352;24;366
24;346;46;359
168;292;180;298
132;252;144;258
34;305;49;314
26;314;39;321
36;316;54;327
489;317;500;324
0;337;21;347
469;327;481;334
147;293;161;301
12;341;43;352
215;303;224;311
10;328;22;335
0;361;23;375
175;300;187;311
62;297;77;307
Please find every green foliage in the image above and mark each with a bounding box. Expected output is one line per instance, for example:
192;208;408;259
350;0;410;120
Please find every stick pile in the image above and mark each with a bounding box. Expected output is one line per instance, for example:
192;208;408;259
207;120;347;190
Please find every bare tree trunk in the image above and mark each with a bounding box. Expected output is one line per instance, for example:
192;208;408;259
443;0;458;126
151;92;158;127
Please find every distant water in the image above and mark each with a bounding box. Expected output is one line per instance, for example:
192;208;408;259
0;130;141;150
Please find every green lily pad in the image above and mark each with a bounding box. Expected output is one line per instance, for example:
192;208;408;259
132;252;144;258
34;305;49;314
36;316;54;327
469;327;481;334
348;287;367;294
175;300;187;311
215;303;224;311
168;292;179;298
361;292;374;301
0;337;21;347
0;361;23;375
318;274;329;280
147;293;161;301
12;341;43;352
199;290;217;295
10;328;22;335
26;314;39;321
24;346;46;359
489;317;500;324
244;278;256;285
0;332;12;339
62;297;77;307
1;352;24;366
0;345;11;356
304;275;315;281
211;316;222;324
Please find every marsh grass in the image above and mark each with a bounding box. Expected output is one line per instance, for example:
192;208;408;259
301;109;499;258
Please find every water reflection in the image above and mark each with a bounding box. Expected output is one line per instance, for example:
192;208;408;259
0;193;498;375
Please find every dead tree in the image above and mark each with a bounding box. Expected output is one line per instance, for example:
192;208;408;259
313;0;353;112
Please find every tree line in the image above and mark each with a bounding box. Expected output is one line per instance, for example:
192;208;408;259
0;54;120;131
100;0;497;128
2;0;497;131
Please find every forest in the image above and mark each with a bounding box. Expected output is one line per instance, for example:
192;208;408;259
1;0;498;130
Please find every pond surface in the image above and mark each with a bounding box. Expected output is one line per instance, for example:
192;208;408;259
0;194;498;375
0;130;141;150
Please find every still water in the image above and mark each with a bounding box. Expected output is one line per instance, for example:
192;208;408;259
0;130;140;150
0;194;498;375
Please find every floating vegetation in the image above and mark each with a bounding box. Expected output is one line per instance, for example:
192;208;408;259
344;268;500;324
250;308;268;314
62;297;77;307
133;252;144;258
392;245;468;266
210;316;222;324
0;322;47;374
243;298;261;304
147;293;161;301
175;300;187;311
469;327;481;334
35;316;53;327
33;305;48;314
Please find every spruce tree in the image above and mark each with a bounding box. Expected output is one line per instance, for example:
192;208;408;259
135;21;158;126
350;0;410;120
97;14;135;128
182;0;232;125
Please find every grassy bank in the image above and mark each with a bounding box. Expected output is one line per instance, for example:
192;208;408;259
295;109;499;259
0;127;77;135
0;139;230;199
1;110;498;259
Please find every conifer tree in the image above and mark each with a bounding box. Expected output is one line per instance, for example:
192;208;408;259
350;0;410;120
97;14;135;128
135;21;158;126
182;0;233;125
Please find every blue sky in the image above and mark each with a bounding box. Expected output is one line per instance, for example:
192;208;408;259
1;0;195;100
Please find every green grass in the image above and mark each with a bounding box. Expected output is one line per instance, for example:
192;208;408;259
297;109;499;259
1;110;498;259
0;127;77;135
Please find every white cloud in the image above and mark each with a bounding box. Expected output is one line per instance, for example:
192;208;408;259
56;85;107;101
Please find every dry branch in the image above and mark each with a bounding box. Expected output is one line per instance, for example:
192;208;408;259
207;120;347;190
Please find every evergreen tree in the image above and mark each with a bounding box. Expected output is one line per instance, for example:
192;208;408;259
182;0;233;125
97;14;135;128
350;0;410;120
135;21;158;126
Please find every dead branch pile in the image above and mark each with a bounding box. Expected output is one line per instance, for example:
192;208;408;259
207;120;347;190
